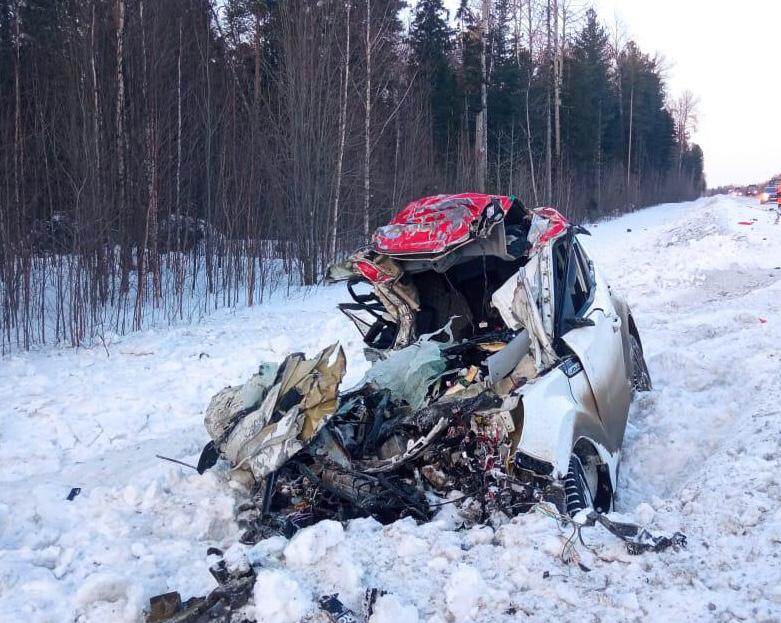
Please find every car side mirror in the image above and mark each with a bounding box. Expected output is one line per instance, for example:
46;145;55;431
564;316;595;331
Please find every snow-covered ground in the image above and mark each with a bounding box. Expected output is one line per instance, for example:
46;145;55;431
1;195;780;622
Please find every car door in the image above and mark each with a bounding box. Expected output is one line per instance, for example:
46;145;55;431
555;236;632;448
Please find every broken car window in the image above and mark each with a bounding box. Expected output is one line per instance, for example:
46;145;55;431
573;240;595;305
553;236;595;336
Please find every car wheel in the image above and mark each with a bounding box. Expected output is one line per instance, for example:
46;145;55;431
564;454;595;517
629;334;652;391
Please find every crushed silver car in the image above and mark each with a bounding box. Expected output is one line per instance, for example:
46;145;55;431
198;193;652;540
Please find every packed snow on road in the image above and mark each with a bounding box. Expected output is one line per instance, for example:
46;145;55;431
1;195;780;622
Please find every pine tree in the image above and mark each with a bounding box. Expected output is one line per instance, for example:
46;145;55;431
410;0;458;162
563;8;617;214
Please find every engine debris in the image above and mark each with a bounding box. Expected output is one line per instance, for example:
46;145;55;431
196;332;550;543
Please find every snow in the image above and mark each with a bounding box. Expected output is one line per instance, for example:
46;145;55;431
284;520;346;567
2;195;781;622
253;569;310;623
368;593;420;623
444;565;486;621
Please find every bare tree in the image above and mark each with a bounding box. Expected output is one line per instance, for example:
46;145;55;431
363;0;372;239
672;90;700;172
331;1;351;260
474;0;490;192
519;0;539;206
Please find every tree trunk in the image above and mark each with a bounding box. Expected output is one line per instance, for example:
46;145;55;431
115;0;129;296
523;0;538;206
627;83;634;201
137;0;160;326
176;19;183;231
363;0;371;240
13;1;22;211
553;0;561;167
475;0;489;192
331;1;350;260
90;3;101;182
545;0;553;203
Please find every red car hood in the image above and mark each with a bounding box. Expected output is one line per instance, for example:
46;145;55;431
372;193;513;256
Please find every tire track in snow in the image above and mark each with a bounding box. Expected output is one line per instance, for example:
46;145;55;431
585;197;781;509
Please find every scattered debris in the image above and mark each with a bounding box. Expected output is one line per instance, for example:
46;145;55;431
146;552;256;623
66;487;81;501
318;594;359;623
147;592;182;623
579;511;687;555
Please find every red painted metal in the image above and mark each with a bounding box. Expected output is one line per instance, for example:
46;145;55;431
532;207;569;247
371;194;570;257
354;259;393;284
372;193;513;255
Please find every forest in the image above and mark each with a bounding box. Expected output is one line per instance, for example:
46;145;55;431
0;0;705;351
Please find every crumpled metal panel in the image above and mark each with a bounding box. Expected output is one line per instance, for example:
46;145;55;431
372;193;513;255
204;362;279;443
528;207;568;251
204;344;346;481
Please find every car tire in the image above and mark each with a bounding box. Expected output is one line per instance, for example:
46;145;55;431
629;334;652;392
564;454;594;517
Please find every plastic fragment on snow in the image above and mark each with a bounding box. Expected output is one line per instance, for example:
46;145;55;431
66;487;81;501
318;594;359;623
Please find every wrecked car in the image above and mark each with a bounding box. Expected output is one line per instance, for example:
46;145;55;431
327;194;652;514
198;193;652;543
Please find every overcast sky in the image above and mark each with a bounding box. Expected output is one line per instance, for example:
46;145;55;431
439;0;781;187
594;0;781;187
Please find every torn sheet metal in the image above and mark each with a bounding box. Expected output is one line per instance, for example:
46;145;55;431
528;207;568;251
204;362;279;443
203;344;346;481
491;257;557;372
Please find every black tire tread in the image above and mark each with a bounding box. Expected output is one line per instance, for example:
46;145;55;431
564;454;590;517
629;334;652;392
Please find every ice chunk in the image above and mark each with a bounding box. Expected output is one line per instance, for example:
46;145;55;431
284;520;344;566
369;594;419;623
445;564;485;622
253;569;310;623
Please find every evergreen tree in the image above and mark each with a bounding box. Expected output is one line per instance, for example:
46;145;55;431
410;0;458;161
563;8;617;213
682;143;705;193
619;42;675;177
